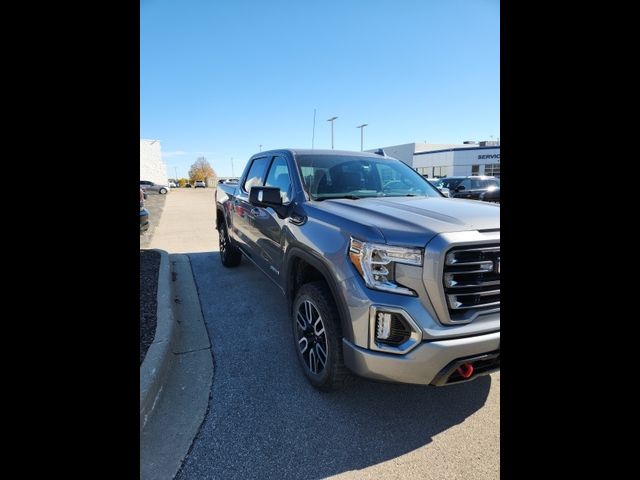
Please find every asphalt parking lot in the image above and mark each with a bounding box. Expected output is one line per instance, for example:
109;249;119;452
149;188;500;480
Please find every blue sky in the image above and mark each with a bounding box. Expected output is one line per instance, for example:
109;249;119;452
141;0;500;178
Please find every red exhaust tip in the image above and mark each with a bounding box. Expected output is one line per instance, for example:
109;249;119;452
456;363;474;379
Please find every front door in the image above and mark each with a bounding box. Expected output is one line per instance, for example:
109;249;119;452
251;155;293;284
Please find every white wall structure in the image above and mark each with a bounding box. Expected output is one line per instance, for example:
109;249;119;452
140;139;168;185
369;142;500;178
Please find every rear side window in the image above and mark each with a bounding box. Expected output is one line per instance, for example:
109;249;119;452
264;156;292;203
243;157;270;192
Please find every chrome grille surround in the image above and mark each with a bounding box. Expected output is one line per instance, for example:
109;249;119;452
423;230;500;325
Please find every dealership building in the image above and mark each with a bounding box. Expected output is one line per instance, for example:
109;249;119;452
140;139;169;185
368;140;500;178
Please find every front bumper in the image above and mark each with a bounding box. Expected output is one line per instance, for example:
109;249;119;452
342;330;500;386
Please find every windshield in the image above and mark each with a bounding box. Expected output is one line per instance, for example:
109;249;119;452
296;154;442;200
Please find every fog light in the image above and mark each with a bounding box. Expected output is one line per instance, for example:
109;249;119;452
369;306;422;354
376;312;392;340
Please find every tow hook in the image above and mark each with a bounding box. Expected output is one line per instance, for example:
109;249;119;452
456;362;474;379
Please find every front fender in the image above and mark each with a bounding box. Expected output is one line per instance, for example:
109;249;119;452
284;246;355;343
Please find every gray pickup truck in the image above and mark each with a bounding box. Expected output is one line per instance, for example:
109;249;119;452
216;149;500;391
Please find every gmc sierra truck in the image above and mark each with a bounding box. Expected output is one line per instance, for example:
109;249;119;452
215;149;500;391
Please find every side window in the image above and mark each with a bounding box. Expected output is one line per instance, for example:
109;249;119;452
243;157;270;193
460;179;472;189
264;156;292;203
471;164;480;175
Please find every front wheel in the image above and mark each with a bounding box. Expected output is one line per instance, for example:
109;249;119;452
292;281;349;391
159;188;167;194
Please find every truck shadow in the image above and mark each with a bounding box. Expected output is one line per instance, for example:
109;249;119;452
179;251;495;480
315;374;492;476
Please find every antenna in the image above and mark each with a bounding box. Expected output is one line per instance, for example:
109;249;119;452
311;108;316;149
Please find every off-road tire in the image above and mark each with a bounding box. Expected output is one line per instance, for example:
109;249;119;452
292;281;350;391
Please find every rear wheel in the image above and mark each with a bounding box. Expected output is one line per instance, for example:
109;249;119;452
159;188;167;194
292;281;349;391
218;220;241;267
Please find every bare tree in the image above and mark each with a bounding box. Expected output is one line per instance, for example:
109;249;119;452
189;157;217;186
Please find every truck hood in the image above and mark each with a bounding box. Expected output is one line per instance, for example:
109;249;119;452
310;196;500;247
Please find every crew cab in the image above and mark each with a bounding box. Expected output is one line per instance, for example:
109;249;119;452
216;149;500;390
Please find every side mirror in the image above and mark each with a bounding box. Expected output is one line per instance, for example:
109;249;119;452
249;186;288;218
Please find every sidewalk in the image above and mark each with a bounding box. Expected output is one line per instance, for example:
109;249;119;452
141;188;218;480
149;188;218;253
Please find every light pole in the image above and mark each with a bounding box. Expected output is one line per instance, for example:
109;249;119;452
259;144;263;152
356;124;368;151
231;157;235;177
327;116;338;149
174;167;178;182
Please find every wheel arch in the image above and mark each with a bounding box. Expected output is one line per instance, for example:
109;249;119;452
285;247;354;342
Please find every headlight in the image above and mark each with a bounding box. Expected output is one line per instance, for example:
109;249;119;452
349;238;422;296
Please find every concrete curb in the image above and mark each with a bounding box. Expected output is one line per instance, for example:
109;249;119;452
140;248;178;431
140;254;214;480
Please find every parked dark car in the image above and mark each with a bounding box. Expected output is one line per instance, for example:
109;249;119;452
140;180;169;194
184;183;192;188
140;188;149;234
480;187;500;203
435;176;499;200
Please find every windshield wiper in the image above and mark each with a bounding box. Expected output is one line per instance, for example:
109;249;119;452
314;194;361;201
380;193;421;197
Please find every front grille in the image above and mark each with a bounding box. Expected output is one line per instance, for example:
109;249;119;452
443;244;500;322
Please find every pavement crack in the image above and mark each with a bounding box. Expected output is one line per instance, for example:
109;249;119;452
173;346;211;355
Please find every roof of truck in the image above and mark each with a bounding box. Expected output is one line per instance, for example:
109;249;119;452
256;149;387;158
